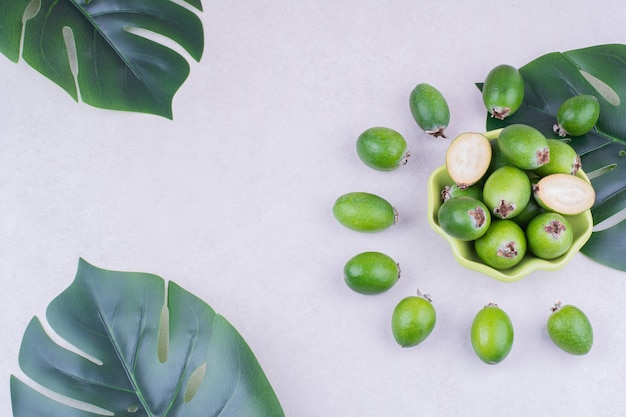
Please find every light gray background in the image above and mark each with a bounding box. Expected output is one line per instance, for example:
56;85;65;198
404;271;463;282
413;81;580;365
2;1;626;416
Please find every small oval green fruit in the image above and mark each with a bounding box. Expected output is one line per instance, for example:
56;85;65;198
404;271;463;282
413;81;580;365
547;302;593;355
526;212;574;259
482;64;525;120
445;132;492;188
333;192;397;232
392;290;436;348
483;166;531;219
533;139;582;176
356;127;409;171
437;196;491;241
344;251;400;294
511;193;544;229
554;95;600;137
532;173;595;215
486;138;513;176
409;83;450;138
471;303;514;364
475;220;527;270
497;124;550;170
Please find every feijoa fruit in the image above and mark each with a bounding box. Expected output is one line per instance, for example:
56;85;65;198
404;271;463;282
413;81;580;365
482;166;531;219
344;251;400;294
497;124;550;170
441;183;483;202
392;290;436;348
547;302;593;355
554;95;600;137
533;139;581;176
356;127;409;171
482;64;525;120
437;196;491;241
526;212;574;259
409;83;450;138
471;303;514;364
474;220;527;270
445;132;492;189
532;173;595;215
333;192;397;232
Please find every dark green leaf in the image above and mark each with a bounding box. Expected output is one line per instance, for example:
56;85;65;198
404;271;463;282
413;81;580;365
1;0;204;119
477;44;626;271
11;258;285;417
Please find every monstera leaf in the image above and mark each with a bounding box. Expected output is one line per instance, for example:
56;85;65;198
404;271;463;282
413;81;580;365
0;0;204;119
10;259;285;417
478;44;626;272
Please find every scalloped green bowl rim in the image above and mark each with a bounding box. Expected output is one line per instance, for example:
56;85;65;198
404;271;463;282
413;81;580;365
427;163;593;282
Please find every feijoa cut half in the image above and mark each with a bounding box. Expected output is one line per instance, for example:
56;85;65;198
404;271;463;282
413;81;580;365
471;303;514;364
532;174;595;215
445;132;492;188
344;251;400;294
554;95;600;137
356;127;409;171
547;302;593;355
333;192;397;232
392;290;436;348
482;64;525;120
409;83;450;138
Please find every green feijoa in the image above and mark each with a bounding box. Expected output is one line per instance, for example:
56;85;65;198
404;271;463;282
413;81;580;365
437;196;491;241
344;251;400;294
511;193;544;229
445;132;492;188
441;183;483;202
356;127;409;171
482;64;525;120
333;192;397;232
533;173;596;215
554;95;600;137
392;290;436;348
534;139;582;176
482;166;531;219
526;212;574;260
475;220;527;270
471;303;514;365
547;302;593;355
409;83;450;138
497;124;550;170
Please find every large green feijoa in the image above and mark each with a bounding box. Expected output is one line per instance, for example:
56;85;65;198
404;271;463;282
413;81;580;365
471;303;514;365
533;139;582;176
391;290;436;348
482;166;531;219
356;127;409;171
437;196;491;241
482;64;525;120
344;251;400;294
333;192;397;232
526;212;574;259
554;95;600;137
547;302;593;355
497;124;550;170
409;83;450;138
10;259;285;417
474;220;527;270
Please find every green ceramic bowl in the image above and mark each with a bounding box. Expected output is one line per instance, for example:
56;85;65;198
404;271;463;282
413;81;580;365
427;165;593;282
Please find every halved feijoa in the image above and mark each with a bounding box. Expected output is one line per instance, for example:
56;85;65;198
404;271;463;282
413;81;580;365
438;196;491;241
532;174;595;215
497;124;550;170
445;132;491;188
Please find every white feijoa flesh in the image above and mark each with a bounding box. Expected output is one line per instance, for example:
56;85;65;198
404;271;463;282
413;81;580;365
533;173;595;215
445;132;492;189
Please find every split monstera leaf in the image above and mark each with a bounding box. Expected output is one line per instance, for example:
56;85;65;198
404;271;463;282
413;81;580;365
10;259;285;417
0;0;204;119
478;44;626;272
